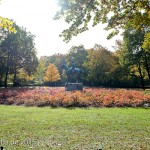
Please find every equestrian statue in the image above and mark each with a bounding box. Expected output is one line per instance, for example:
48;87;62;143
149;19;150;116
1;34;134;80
62;57;82;83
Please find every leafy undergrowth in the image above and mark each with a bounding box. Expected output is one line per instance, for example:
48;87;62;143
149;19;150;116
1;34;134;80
0;106;150;149
0;87;150;107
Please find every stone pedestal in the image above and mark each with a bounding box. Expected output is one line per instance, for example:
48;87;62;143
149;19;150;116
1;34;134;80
65;83;83;91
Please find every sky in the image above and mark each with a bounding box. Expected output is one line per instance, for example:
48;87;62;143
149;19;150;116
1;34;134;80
0;0;122;57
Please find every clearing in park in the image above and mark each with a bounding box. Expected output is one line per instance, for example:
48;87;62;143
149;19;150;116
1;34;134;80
0;105;150;149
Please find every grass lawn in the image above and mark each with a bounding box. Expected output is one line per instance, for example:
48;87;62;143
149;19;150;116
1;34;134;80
0;106;150;150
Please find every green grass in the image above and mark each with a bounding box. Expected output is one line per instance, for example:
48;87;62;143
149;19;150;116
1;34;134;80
144;89;150;95
0;106;150;150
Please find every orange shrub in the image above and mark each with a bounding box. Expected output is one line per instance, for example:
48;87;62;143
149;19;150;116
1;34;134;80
0;87;149;107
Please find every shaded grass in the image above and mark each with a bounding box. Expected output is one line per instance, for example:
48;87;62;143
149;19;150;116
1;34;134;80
0;106;150;149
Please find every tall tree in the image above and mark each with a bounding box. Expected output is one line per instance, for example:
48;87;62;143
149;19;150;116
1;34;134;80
55;0;150;42
0;48;6;86
45;54;66;76
142;32;150;53
122;27;150;88
66;45;87;69
86;44;119;86
0;24;38;87
114;40;141;87
43;64;61;85
35;58;47;84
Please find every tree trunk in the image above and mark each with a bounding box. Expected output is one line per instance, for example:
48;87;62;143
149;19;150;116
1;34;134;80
0;76;2;86
13;67;17;87
4;50;10;88
4;62;9;88
4;70;8;88
144;53;150;81
138;63;145;90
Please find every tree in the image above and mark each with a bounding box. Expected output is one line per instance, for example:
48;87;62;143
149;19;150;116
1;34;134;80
44;54;66;76
0;24;38;87
142;32;150;52
0;49;6;86
17;69;35;85
113;40;135;87
66;45;87;69
86;44;119;86
43;64;61;85
122;27;150;89
55;0;150;42
41;54;66;84
35;58;47;84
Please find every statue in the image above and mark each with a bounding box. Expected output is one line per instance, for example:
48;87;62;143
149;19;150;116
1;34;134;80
62;57;83;91
62;62;82;83
70;57;75;71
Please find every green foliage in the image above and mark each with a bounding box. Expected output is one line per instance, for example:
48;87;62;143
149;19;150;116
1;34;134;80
55;0;150;42
66;45;87;69
142;32;150;52
86;44;119;85
0;24;38;87
122;26;150;84
33;41;149;87
17;69;36;85
34;58;47;84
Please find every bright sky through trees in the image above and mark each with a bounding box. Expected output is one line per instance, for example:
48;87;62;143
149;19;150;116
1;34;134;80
0;0;122;57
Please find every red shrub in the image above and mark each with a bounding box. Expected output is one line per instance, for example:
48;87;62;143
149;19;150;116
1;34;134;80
0;87;149;107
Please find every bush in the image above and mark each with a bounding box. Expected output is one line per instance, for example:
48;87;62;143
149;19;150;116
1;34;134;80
0;87;149;107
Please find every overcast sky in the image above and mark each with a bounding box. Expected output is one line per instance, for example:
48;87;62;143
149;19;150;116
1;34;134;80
0;0;122;57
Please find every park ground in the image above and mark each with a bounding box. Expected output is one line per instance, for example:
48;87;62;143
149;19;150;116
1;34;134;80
0;105;150;149
0;87;150;149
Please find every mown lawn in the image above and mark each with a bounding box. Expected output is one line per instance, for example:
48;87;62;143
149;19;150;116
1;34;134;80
0;106;150;150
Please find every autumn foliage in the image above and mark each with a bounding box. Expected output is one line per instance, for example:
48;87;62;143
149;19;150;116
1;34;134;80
43;64;60;83
0;87;149;107
0;17;16;33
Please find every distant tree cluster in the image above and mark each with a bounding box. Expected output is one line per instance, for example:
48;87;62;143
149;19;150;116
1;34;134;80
35;41;149;88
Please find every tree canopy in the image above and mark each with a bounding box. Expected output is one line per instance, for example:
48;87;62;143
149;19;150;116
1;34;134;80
43;64;61;83
55;0;150;42
0;24;38;87
86;44;119;85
